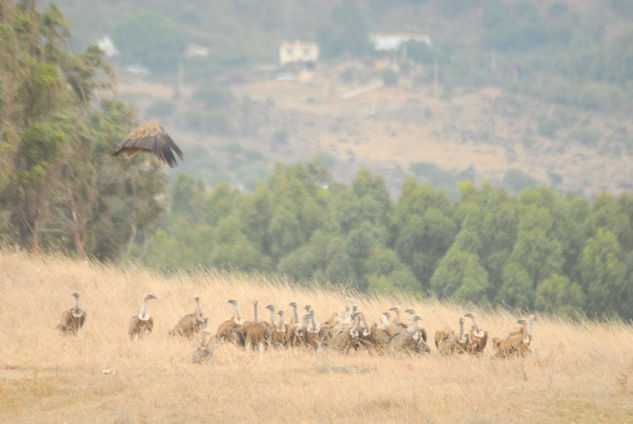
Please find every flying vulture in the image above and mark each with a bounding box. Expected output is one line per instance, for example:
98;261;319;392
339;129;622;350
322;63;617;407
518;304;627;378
112;120;183;167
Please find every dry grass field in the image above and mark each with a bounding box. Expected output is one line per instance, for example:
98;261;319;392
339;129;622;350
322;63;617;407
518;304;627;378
1;250;632;423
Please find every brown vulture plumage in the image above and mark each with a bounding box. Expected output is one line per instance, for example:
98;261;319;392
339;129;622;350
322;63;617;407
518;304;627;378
57;292;86;336
112;120;183;167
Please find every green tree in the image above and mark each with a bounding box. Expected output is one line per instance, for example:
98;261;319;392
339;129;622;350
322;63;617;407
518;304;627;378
508;205;564;289
0;2;167;260
394;181;457;289
278;230;353;286
112;13;186;74
430;244;489;304
498;261;534;309
580;228;627;317
238;182;272;255
210;216;271;272
366;246;418;293
170;173;206;222
588;191;633;251
269;202;305;261
536;274;585;316
317;1;370;58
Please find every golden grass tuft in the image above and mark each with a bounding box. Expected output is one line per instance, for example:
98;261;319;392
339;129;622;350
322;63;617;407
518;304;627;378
1;251;633;423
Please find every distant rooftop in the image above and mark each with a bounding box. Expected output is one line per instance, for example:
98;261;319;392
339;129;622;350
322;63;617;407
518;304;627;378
370;33;431;51
185;45;209;58
279;41;319;67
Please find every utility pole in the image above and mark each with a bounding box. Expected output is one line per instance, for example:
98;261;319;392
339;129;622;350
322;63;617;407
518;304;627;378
433;57;439;96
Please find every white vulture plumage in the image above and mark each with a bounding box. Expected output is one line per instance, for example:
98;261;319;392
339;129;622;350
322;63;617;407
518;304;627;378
129;294;157;341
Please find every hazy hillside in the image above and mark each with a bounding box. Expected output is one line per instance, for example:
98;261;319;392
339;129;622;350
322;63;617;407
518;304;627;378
1;251;632;422
45;0;633;196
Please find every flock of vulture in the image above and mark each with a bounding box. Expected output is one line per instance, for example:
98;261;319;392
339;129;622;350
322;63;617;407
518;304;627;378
57;293;538;363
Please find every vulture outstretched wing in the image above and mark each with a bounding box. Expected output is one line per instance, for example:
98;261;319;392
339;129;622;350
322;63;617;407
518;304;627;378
112;120;183;167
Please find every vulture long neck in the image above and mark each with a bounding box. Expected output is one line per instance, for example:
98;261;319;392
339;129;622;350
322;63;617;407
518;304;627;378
299;314;310;331
521;321;530;342
292;304;298;324
232;303;241;322
392;308;401;323
73;296;80;311
459;319;465;341
309;311;319;333
269;307;276;326
359;313;370;337
195;298;202;316
379;314;389;330
349;315;360;337
277;312;285;330
471;316;482;336
139;300;150;320
71;296;83;317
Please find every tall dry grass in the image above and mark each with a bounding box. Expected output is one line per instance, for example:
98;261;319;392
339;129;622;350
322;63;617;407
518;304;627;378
1;250;632;423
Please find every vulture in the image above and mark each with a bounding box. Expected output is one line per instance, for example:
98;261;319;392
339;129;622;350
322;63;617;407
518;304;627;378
329;312;362;353
192;331;218;364
434;317;467;355
57;292;86;336
386;315;430;355
216;299;246;346
112;120;183;167
464;312;488;354
361;312;392;352
129;294;157;341
244;300;271;351
286;301;302;347
492;314;538;358
169;296;208;338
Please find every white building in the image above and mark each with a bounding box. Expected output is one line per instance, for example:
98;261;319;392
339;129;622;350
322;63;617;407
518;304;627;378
185;45;210;58
370;33;431;52
97;35;119;57
279;41;319;67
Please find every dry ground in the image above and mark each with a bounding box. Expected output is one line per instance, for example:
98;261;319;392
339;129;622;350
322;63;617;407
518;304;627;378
1;251;632;423
231;77;633;196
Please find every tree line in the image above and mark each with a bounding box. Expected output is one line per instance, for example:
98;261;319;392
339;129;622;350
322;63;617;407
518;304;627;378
143;163;633;320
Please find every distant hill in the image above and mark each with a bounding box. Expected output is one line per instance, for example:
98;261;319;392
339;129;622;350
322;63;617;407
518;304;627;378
48;0;633;196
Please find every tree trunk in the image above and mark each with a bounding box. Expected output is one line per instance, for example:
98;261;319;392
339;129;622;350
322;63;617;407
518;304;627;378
73;228;87;260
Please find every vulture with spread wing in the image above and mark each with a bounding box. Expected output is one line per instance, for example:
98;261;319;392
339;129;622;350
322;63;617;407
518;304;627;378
112;120;183;167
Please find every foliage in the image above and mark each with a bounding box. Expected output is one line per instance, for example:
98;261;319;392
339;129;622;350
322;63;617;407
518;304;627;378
0;1;167;260
482;1;549;51
502;169;538;194
536;274;585;316
111;13;186;74
137;163;633;320
317;1;371;59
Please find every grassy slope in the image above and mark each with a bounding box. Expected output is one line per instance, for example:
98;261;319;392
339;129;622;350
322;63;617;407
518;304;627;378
1;251;632;423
